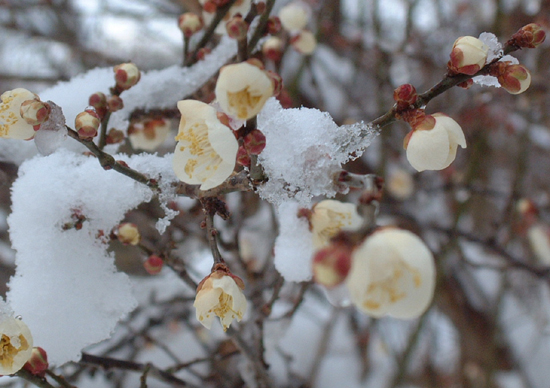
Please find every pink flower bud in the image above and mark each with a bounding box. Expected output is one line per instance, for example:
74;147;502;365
106;128;125;144
312;243;352;288
107;95;124;112
144;255;164;275
448;36;489;75
113;63;141;91
266;16;282;35
262;36;284;62
88;92;107;119
20;99;50;127
116;223;140;245
75;109;100;139
496;63;531;95
225;15;248;40
243;129;266;155
22;347;48;378
393;84;417;110
236;146;251;167
510;23;546;49
178;12;204;37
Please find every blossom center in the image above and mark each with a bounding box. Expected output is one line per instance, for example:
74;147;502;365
227;88;262;119
0;334;29;370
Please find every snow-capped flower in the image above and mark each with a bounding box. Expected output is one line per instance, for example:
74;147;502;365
113;63;141;91
386;168;414;200
173;100;238;190
0;88;40;140
291;30;317;55
497;64;531;95
346;228;435;319
215;62;274;120
194;264;247;331
527;223;550;265
200;0;251;35
178;12;203;37
116;223;140;245
310;200;363;249
0;317;33;375
405;113;466;172
448;36;489;75
128;118;171;151
278;2;310;32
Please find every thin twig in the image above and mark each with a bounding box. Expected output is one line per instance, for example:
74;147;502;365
44;370;76;388
15;369;56;388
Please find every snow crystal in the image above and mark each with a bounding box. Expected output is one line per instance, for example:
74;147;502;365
7;150;176;365
273;201;314;282
257;98;376;205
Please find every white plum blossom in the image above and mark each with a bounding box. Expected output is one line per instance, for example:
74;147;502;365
310;200;363;249
279;2;310;32
0;88;39;140
172;100;238;190
449;36;489;75
215;62;274;120
405;113;466;172
0;316;33;375
346;228;436;319
129;118;171;151
194;266;247;331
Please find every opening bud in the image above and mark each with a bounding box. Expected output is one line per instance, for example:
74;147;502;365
448;36;489;75
75;109;100;139
144;255;164;275
20;100;50;127
243;129;266;155
510;23;546;48
236;146;251;167
312;242;353;288
22;347;48;378
113;63;141;91
178;12;204;37
495;63;531;94
116;223;141;245
393;84;417;110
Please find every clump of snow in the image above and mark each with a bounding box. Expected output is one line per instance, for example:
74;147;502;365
34;101;67;156
479;32;502;62
257;98;376;205
6;150;177;365
273;201;314;282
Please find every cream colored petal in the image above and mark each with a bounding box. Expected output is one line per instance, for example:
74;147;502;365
406;124;451;172
0;317;33;375
129;122;170;151
432;113;466;148
194;287;223;330
311;200;363;249
279;2;310;32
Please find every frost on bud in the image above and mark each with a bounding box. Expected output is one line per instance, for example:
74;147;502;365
20;99;50;127
405;113;467;172
510;23;546;49
243;129;266;155
113;63;141;91
225;15;248;40
129;118;171;151
386;168;414;200
88;92;108;119
144;255;164;275
116;223;141;245
496;63;531;95
279;1;310;32
346;228;436;319
393;84;417;111
194;263;247;331
266;16;282;35
312;242;352;288
290;30;317;55
173;100;238;190
22;347;48;378
262;36;284;62
0;317;33;375
310;200;363;249
215;62;274;120
527;223;550;265
0;88;40;140
448;36;489;75
178;12;204;37
107;95;124;112
75;109;100;139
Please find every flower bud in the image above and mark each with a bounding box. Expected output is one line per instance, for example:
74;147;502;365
0;88;40;140
144;255;164;275
448;36;489;75
279;1;310;32
266;16;282;35
113;63;141;91
312;242;352;288
510;23;546;48
178;12;204;37
497;63;531;95
236;146;251;167
393;84;417;110
88;92;108;119
243;129;266;155
226;15;248;40
106;128;125;144
262;36;284;62
290;30;317;55
116;223;140;245
22;347;48;378
107;95;124;112
75;109;100;139
20;99;50;127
